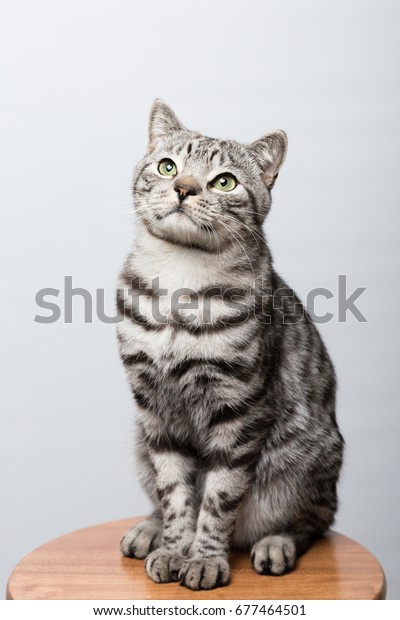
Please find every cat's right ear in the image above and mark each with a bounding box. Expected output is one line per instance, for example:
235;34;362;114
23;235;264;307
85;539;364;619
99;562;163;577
147;100;185;153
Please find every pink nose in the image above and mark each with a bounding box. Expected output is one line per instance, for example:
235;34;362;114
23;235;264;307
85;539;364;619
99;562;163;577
174;176;201;200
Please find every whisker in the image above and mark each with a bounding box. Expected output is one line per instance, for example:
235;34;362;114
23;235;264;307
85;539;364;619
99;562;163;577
224;214;265;249
218;220;256;278
77;182;132;192
104;210;134;220
205;222;221;255
82;199;133;217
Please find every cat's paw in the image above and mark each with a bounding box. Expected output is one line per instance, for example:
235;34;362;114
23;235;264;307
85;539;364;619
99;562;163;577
120;518;161;559
179;556;230;590
145;548;185;583
251;534;296;576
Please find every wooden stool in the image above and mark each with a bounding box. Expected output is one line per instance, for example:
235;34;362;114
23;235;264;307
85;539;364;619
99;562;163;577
6;517;386;600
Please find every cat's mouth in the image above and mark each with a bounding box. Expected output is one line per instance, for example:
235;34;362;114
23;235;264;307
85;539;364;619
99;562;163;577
148;204;220;251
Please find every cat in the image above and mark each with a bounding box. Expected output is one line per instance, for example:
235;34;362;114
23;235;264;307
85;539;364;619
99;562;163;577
117;100;344;591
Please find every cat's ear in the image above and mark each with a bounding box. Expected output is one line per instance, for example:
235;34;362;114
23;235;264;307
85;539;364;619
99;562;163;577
249;131;288;189
148;99;186;153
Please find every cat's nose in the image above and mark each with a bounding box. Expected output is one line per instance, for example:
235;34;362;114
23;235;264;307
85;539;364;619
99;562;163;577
174;176;201;200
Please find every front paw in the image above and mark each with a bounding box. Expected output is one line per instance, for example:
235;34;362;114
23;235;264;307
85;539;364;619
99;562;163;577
179;556;230;590
145;548;185;583
120;518;161;559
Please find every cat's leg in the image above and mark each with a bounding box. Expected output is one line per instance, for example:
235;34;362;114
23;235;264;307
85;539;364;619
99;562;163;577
119;403;197;582
234;474;337;576
233;413;342;576
178;466;253;590
176;403;269;590
120;420;162;559
144;449;198;584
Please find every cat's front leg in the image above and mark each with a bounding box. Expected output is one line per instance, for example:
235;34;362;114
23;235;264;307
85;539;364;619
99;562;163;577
144;450;198;583
179;466;251;590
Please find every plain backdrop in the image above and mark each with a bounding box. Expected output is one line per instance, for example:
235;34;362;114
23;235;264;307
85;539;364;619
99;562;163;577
1;0;399;600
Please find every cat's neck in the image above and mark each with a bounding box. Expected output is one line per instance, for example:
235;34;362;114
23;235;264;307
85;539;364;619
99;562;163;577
126;220;270;293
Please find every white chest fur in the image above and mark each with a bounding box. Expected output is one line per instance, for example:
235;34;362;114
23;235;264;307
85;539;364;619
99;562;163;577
117;228;258;367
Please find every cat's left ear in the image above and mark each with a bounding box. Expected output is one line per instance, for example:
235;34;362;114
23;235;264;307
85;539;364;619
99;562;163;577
249;131;288;189
148;99;186;153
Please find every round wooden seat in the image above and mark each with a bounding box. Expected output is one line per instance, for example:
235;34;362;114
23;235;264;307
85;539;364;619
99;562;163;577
6;517;386;600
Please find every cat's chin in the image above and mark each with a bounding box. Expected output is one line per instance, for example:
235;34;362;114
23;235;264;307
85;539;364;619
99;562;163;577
164;208;200;230
147;216;221;252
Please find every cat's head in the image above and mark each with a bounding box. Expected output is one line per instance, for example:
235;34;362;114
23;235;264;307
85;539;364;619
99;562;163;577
133;100;287;252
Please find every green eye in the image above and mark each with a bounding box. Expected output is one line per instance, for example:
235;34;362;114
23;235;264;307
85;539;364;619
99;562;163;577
158;159;177;176
212;173;237;192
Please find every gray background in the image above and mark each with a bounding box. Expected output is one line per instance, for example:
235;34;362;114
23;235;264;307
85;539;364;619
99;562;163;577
1;0;399;600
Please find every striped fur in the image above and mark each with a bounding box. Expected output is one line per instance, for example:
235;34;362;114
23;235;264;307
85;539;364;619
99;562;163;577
118;100;344;590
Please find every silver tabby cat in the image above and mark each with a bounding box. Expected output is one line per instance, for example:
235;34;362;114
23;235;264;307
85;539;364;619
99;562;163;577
117;100;344;590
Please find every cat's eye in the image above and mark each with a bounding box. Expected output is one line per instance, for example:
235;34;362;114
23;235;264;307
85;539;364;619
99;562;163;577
212;173;237;192
158;159;177;177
